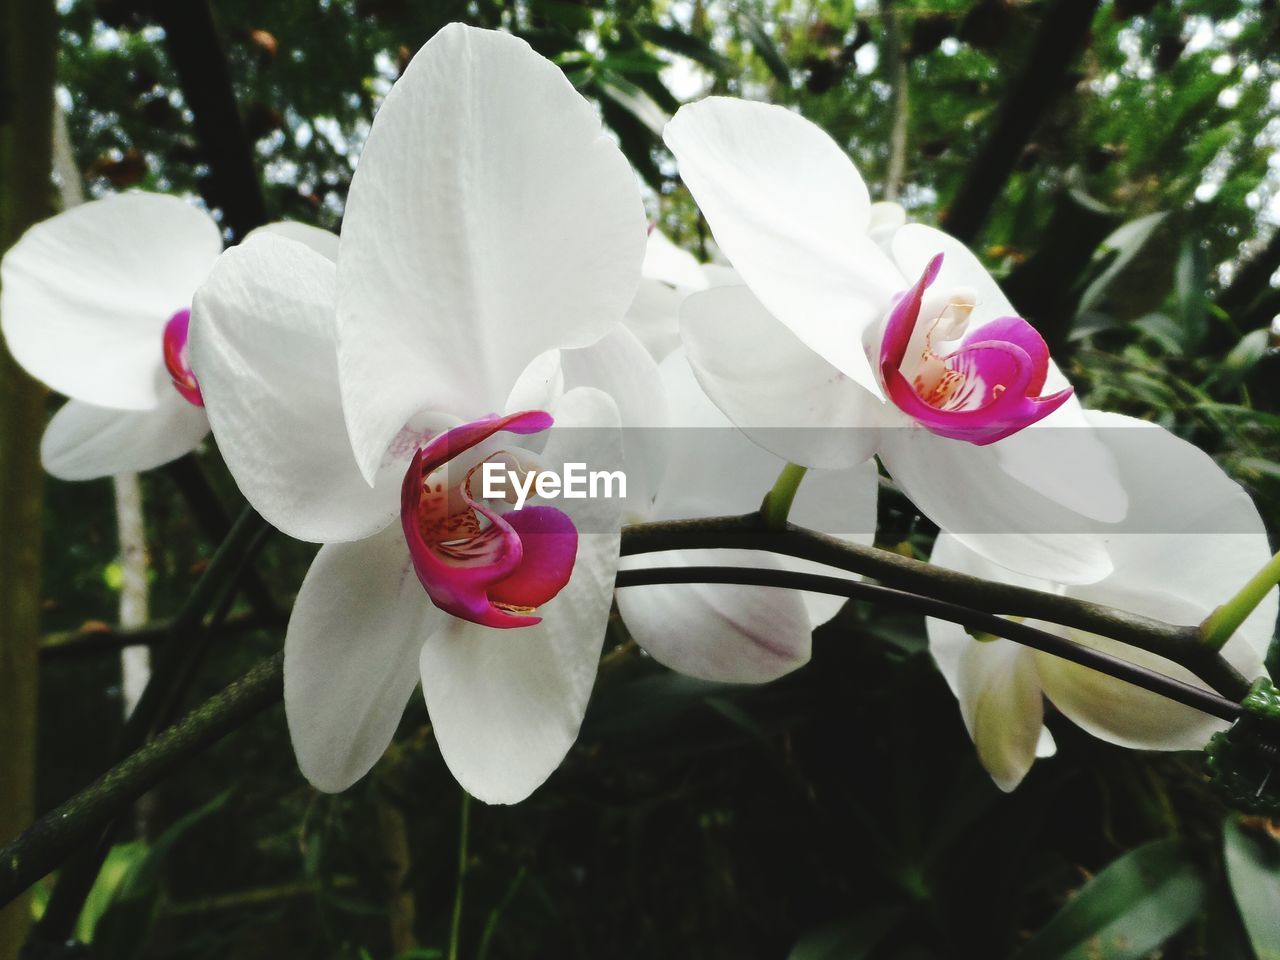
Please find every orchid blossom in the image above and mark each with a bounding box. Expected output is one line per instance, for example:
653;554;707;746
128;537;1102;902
663;98;1129;585
0;193;338;481
929;412;1277;790
189;24;646;804
0;193;217;480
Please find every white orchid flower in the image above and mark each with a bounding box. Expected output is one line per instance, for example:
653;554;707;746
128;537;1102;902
928;412;1277;791
189;24;646;804
663;97;1130;585
0;192;339;481
615;349;879;683
0;192;217;480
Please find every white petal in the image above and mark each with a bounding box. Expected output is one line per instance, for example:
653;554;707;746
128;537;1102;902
927;535;1046;791
248;221;340;262
617;549;813;683
680;284;882;469
642;228;708;291
338;24;646;483
560;325;669;512
664;98;899;395
891;223;1015;331
421;387;622;804
190;233;397;543
1;193;222;410
1080;410;1277;662
284;522;442;793
785;458;880;626
625;279;687;362
504;349;565;415
1033;621;1229;753
41;390;209;481
879;423;1115;585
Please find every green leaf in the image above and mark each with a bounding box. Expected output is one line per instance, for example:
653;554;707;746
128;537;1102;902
1223;818;1280;960
1077;212;1168;318
635;23;733;74
788;904;907;960
90;792;232;958
594;71;669;136
1013;839;1206;960
1174;237;1209;350
738;12;790;85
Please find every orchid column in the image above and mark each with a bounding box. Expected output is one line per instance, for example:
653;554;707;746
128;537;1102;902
190;24;647;804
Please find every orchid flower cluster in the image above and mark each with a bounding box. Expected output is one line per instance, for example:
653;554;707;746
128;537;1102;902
3;24;1275;805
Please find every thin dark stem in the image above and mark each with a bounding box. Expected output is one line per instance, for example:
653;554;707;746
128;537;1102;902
619;514;1250;700
164;455;278;617
616;565;1243;723
30;507;271;943
941;0;1102;243
153;0;267;240
0;654;283;910
39;610;287;660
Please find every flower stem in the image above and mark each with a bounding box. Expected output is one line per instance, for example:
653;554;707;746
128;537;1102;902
449;789;472;960
761;463;808;530
1200;549;1280;652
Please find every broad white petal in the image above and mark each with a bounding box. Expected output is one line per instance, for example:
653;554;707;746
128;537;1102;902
617;548;812;683
1033;622;1229;753
927;535;1047;791
190;233;397;543
880;423;1115;585
1081;410;1277;659
421;387;622;803
284;522;442;793
249;221;340;261
41;390;208;481
891;223;1014;331
664;97;899;395
560;325;669;513
338;24;646;482
681;285;882;469
1;193;221;410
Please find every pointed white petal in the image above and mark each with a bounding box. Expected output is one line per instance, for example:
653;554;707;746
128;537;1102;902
880;424;1116;585
284;523;443;793
0;193;221;410
421;387;622;804
41;391;208;481
190;233;397;543
338;24;646;482
1033;620;1228;752
681;284;882;469
642;228;708;290
927;535;1047;791
664;97;899;395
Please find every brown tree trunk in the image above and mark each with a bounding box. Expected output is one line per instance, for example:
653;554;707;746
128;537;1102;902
0;0;55;954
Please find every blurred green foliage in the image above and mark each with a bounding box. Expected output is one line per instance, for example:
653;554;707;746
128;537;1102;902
28;0;1280;957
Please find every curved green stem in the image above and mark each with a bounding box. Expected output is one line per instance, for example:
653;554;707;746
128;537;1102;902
448;789;471;960
1201;549;1280;652
761;463;808;529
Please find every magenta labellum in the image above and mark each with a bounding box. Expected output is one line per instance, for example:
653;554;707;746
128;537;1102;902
162;309;204;407
879;253;1072;445
400;410;579;629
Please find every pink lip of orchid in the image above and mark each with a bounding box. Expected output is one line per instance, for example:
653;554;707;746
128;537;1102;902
162;309;204;407
878;253;1072;446
401;409;579;629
